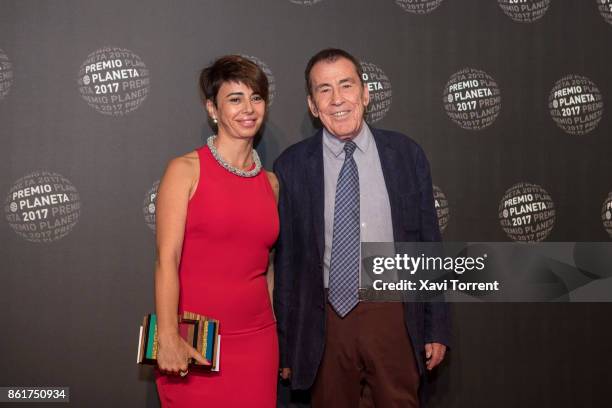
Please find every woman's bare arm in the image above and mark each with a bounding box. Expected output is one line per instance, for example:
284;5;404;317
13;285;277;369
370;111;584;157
154;152;207;373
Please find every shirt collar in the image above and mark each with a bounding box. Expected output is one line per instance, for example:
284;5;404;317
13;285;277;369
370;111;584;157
322;121;371;158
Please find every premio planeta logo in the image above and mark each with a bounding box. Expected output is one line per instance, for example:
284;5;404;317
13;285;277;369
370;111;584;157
77;46;150;116
498;182;555;242
433;185;450;233
143;180;160;232
242;55;276;107
443;68;501;130
498;0;550;23
289;0;323;5
0;49;13;100
602;192;612;238
395;0;445;14
360;61;392;124
548;74;603;135
598;0;612;25
4;171;81;243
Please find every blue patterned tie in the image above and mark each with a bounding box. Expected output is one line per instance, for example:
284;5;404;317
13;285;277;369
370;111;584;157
328;141;360;318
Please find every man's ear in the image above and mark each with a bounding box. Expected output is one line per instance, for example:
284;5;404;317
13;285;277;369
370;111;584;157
307;95;319;118
362;82;370;108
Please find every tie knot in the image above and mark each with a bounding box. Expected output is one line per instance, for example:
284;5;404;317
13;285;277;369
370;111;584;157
343;141;357;158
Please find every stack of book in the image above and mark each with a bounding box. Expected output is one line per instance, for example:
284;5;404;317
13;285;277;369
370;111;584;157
137;311;220;371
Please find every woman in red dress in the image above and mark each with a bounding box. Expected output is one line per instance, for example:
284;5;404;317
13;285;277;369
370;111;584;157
154;55;279;407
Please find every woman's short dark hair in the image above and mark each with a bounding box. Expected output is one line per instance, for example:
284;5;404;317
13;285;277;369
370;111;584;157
304;48;364;96
199;55;269;105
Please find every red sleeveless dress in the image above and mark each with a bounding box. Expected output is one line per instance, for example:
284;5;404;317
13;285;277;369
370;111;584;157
156;145;279;407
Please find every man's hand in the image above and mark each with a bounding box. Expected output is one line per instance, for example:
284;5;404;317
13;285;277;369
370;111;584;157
424;342;446;371
280;367;292;380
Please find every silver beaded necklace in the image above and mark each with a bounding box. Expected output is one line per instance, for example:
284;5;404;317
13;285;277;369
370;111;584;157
206;135;262;178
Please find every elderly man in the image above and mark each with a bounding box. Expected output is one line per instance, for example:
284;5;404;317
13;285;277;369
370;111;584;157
274;48;450;407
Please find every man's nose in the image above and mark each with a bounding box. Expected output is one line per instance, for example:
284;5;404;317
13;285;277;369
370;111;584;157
330;88;343;105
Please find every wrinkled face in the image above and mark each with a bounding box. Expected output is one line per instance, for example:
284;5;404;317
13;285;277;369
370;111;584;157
307;57;369;141
207;81;266;139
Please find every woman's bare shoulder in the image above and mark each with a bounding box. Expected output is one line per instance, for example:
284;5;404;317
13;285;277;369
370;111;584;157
167;150;198;170
266;171;279;202
162;150;199;186
265;170;278;183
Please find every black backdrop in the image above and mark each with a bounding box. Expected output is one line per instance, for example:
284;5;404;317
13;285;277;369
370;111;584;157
1;0;612;407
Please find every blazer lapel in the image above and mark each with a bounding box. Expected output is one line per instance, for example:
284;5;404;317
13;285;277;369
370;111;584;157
306;130;325;260
372;128;403;242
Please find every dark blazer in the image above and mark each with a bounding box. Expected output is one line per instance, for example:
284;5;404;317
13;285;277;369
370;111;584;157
273;127;451;391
